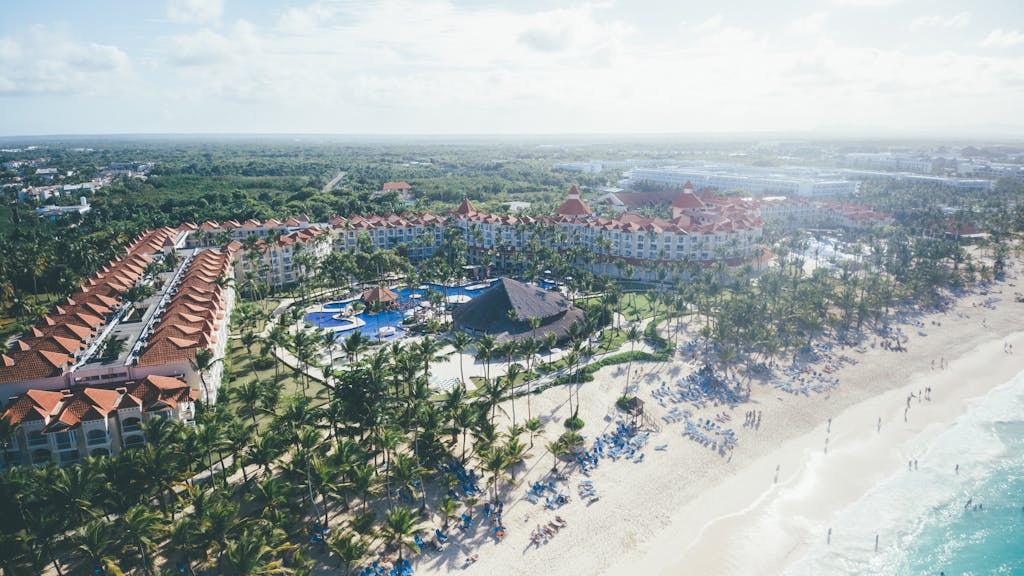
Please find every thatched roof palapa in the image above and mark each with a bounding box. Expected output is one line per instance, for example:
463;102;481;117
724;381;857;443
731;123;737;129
361;285;399;304
452;277;584;343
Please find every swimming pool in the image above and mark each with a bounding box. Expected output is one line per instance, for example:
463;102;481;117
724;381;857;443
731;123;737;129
306;281;499;340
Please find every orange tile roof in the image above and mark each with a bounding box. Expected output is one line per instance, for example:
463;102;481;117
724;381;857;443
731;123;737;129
129;375;194;410
2;389;64;424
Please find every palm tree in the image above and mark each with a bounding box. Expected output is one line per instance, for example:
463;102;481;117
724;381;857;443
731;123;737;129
348;463;380;513
503;435;527;483
342;331;369;363
191;347;223;404
436;494;456;528
233;379;264;427
546;440;567;473
327;532;368;574
451;331;472;385
72;520;124;576
413;335;449;385
524;417;545;449
476;334;496;386
221;526;297;576
168;517;206;576
624;324;642;394
267;324;291;384
481;444;510;501
380;506;420;561
119;505;164;576
505;362;524;427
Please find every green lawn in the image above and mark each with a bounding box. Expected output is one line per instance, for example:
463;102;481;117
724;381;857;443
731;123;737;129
223;338;327;431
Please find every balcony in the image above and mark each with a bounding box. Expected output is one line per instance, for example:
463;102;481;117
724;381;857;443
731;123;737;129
121;417;143;434
27;433;48;447
86;430;110;446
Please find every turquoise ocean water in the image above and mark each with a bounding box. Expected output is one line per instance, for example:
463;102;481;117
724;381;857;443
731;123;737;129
786;369;1024;576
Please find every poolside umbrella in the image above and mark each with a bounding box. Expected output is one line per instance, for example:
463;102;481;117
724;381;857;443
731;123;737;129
361;285;399;306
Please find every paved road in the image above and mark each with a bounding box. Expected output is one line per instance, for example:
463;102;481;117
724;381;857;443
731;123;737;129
321;170;346;193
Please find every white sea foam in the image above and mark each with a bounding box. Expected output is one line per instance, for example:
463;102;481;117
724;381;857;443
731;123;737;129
785;369;1024;575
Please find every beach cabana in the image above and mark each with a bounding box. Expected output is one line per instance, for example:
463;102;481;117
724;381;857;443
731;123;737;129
452;277;584;343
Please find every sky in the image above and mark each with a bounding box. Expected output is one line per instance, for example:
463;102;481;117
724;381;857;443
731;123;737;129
1;0;1023;137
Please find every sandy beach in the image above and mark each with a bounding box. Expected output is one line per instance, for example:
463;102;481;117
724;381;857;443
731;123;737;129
409;266;1024;576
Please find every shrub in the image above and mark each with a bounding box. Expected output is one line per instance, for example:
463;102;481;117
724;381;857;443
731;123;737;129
615;395;634;411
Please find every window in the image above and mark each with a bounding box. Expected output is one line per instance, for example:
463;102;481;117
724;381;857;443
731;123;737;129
90;448;110;458
86;429;109;445
124;435;146;449
31;448;51;466
28;430;48;447
122;417;142;433
54;431;74;450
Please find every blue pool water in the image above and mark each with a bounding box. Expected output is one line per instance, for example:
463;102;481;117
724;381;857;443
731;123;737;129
786;369;1024;575
305;281;498;340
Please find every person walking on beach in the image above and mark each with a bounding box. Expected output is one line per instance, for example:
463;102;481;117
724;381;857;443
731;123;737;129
877;417;882;433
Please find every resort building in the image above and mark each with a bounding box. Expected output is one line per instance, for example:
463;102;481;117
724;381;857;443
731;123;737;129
0;229;235;414
329;213;446;260
1;375;196;468
228;226;331;288
450;185;764;278
181;216;315;248
628;165;859;197
757;198;894;229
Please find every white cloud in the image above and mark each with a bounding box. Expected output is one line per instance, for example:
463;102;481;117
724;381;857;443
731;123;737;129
909;12;971;31
696;15;723;32
790;13;829;36
167;0;224;24
0;27;131;96
980;28;1024;48
830;0;902;6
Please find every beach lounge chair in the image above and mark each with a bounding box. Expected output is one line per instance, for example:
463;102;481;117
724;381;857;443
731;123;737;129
435;528;448;543
414;534;425;552
402;560;414;575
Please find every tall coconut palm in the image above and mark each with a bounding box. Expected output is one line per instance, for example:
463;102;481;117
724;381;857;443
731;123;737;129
475;334;496;386
328;532;368;574
119;505;164;576
72;520;124;576
451;331;472;385
413;335;450;386
168;517;206;576
380;506;420;561
480;444;510;502
505;362;524;427
524;417;545;449
623;324;642;394
221;526;297;576
191;347;223;405
348;463;381;514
